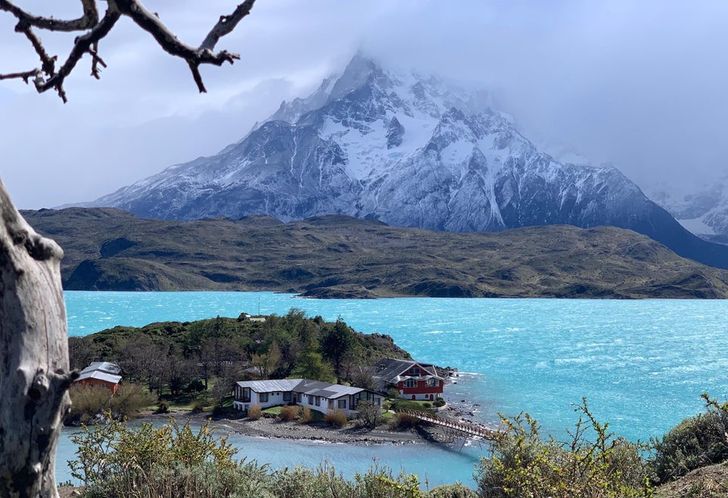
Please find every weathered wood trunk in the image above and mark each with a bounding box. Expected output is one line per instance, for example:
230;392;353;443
0;180;74;498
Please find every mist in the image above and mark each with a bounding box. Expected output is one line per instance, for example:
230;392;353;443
2;0;728;208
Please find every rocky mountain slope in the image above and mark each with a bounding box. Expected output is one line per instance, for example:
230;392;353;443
23;207;728;299
91;54;728;269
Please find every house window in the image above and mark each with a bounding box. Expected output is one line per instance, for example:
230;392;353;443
405;379;417;388
283;392;291;402
337;399;347;409
308;395;314;405
410;367;421;376
315;396;321;407
259;393;269;403
241;388;251;403
328;399;334;409
428;378;439;387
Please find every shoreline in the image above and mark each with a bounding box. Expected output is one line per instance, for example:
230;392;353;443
139;411;426;445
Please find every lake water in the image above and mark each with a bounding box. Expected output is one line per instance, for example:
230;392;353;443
58;291;728;486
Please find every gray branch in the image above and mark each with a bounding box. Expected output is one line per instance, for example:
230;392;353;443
0;0;257;100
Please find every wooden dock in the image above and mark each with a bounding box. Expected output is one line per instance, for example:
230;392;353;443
399;409;501;440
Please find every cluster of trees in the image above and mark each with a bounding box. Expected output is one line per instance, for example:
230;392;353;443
68;309;409;409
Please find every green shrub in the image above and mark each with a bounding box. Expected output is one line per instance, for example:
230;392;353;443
247;404;263;420
279;405;299;422
434;398;446;408
475;399;651;498
325;410;348;428
651;394;728;484
423;402;432;409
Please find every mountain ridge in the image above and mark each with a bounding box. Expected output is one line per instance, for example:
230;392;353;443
22;207;728;299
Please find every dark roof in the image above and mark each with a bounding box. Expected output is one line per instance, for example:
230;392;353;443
371;358;441;389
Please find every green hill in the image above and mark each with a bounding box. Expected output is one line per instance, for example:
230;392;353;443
23;207;728;299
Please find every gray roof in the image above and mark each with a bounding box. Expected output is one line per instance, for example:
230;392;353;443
80;361;122;376
236;379;304;393
236;378;368;399
294;380;364;399
77;370;122;384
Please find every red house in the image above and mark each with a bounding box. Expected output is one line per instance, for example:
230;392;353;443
75;361;122;394
372;358;444;401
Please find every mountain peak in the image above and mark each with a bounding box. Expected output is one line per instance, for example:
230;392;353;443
90;55;728;270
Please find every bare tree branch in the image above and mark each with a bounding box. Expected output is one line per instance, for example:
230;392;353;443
0;0;98;32
0;68;39;82
200;0;256;51
0;0;257;101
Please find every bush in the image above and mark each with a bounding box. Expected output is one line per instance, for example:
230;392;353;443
325;410;348;428
66;383;153;424
155;402;170;414
389;413;420;431
434;398;446;408
423;402;432;409
66;384;113;424
475;400;651;498
651;394;728;484
300;406;313;424
279;405;299;422
108;383;155;419
357;401;382;429
247;404;263;420
185;379;206;393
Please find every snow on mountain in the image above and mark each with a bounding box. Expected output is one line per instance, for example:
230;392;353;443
652;180;728;240
93;54;728;269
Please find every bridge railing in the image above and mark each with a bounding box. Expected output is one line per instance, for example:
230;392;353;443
398;409;501;440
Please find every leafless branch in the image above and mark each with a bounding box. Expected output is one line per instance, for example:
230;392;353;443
0;0;98;32
0;68;39;82
0;0;257;101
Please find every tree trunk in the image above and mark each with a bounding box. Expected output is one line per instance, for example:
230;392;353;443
0;180;74;498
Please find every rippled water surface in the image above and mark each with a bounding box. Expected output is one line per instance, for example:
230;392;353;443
59;291;728;484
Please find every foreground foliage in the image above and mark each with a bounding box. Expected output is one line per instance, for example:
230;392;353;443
68;397;728;497
476;400;653;498
70;420;470;498
650;394;728;484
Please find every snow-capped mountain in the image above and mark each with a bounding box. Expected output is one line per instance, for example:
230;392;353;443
93;54;728;269
652;179;728;242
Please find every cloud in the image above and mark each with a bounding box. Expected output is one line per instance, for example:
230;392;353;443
2;0;728;207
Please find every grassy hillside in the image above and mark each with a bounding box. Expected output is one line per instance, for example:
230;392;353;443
23;207;728;298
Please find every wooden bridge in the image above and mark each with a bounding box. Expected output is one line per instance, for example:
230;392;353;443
399;409;501;440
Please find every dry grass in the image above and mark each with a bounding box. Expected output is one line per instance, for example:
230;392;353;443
324;410;348;428
299;407;312;424
247;404;262;420
278;405;299;422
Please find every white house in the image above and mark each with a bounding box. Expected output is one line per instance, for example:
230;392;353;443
233;378;383;417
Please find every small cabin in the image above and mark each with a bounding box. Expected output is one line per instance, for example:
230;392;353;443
75;361;122;394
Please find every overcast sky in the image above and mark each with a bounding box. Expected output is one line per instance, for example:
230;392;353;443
2;0;728;208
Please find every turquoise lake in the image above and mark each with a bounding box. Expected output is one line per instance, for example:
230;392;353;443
58;291;728;486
